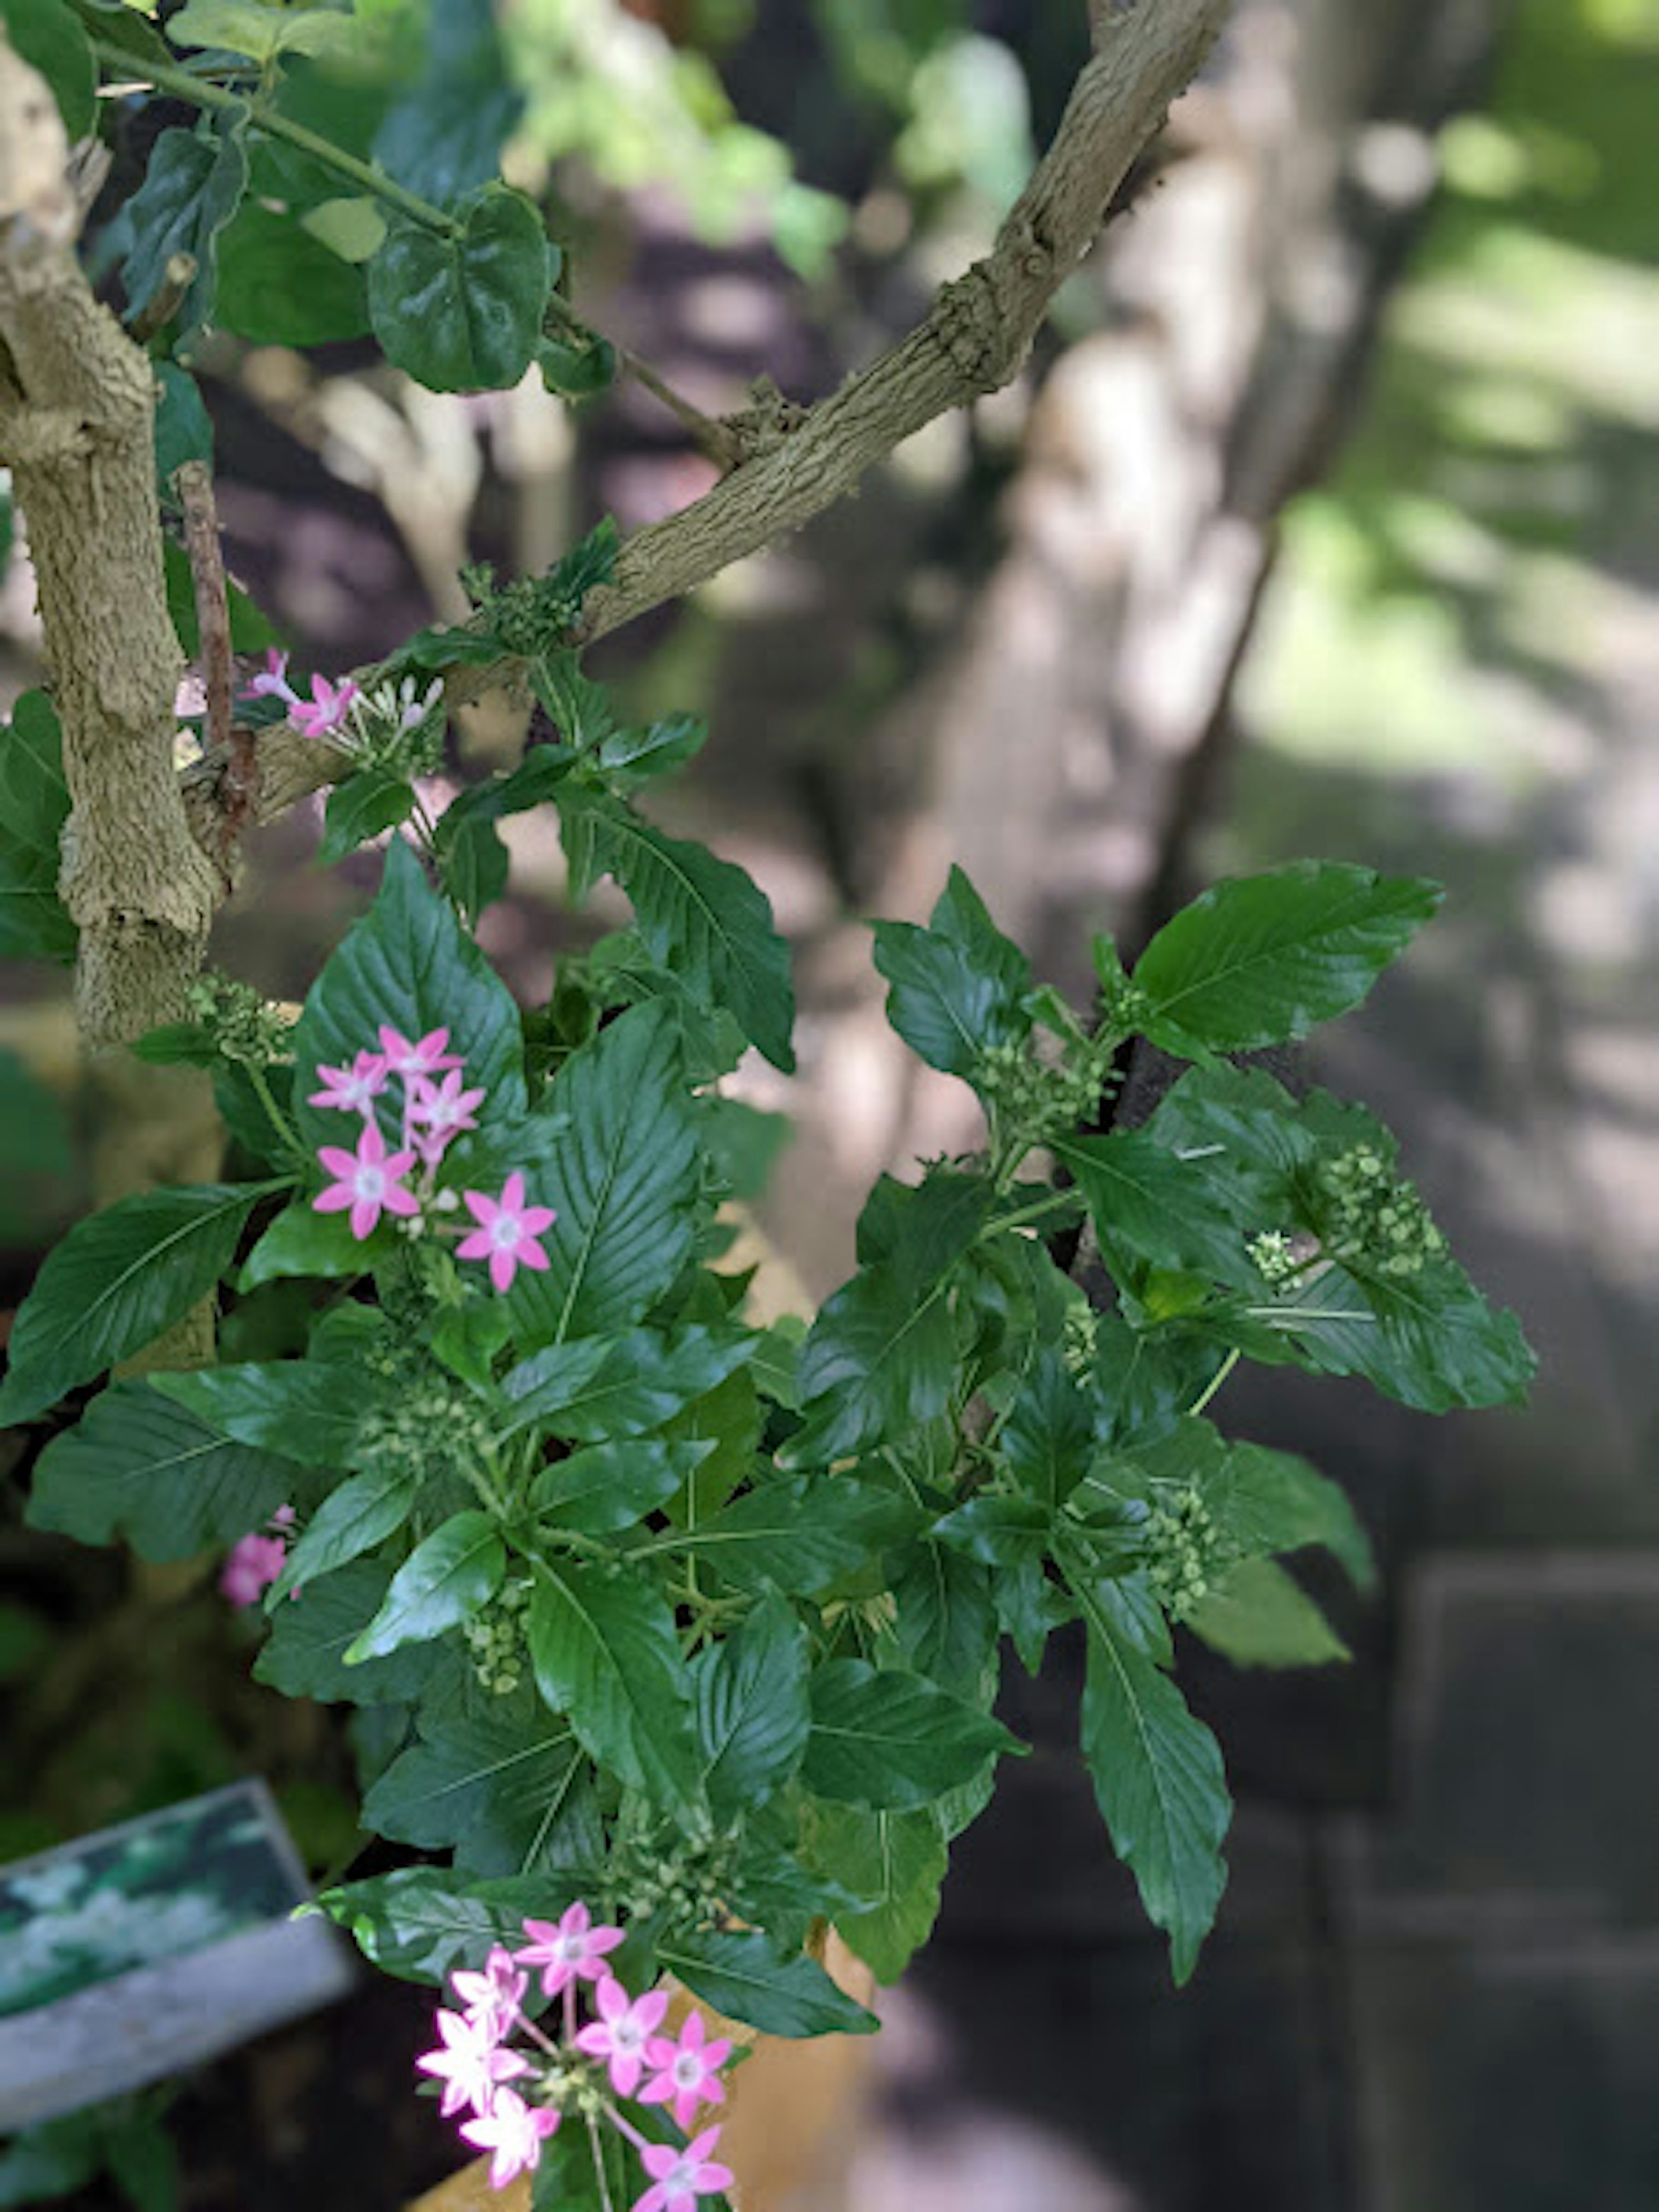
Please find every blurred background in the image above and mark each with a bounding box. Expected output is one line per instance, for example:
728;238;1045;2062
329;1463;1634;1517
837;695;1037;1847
2;0;1657;2204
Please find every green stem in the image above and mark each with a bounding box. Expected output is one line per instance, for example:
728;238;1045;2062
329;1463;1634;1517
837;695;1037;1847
985;1186;1081;1238
93;41;461;238
1185;1348;1239;1418
244;1060;305;1162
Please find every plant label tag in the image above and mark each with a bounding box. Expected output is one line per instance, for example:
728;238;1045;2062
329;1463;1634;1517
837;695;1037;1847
0;1779;354;2130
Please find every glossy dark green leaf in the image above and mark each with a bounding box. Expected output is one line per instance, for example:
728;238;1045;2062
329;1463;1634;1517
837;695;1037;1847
270;1464;420;1601
694;1590;811;1818
346;1510;505;1661
527;1555;699;1809
168;0;362;60
153;361;214;498
151;1359;371;1469
311;1866;573;1985
536;332;618;400
364;1690;591;1877
316;767;418;866
502;1325;754;1440
871;865;1032;1079
292;836;527;1151
1071;1573;1230;1984
366;184;550;394
26;1382;293;1559
999;1344;1095;1508
887;1535;996;1694
1133;862;1441;1058
255;1556;448;1704
531;1439;712;1535
120;115;250;352
559;791;795;1072
1206;1441;1375;1589
0;1182;265;1424
1051;1128;1255;1282
372;0;523;206
504;1003;701;1349
815;1803;947;1985
804;1659;1021;1812
237;1200;375;1289
657;1929;877;2039
640;1476;899;1598
0;690;75;965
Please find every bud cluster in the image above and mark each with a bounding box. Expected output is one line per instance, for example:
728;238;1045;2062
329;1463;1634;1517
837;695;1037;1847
464;1578;531;1697
975;1035;1120;1147
1313;1142;1446;1279
184;973;295;1068
1144;1484;1225;1622
611;1827;736;1929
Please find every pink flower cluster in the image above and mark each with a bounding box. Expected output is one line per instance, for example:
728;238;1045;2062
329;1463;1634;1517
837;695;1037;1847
416;1904;735;2206
246;649;359;741
221;1504;295;1607
308;1026;554;1292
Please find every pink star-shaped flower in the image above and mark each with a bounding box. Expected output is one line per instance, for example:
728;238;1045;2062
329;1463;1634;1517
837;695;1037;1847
313;1121;420;1240
459;2087;559;2187
632;2126;735;2212
414;2007;529;2121
378;1024;462;1080
307;1049;389;1115
289;672;359;740
449;1947;528;2043
640;2010;732;2131
575;1976;670;2099
245;648;300;710
407;1068;486;1163
457;1172;556;1294
220;1529;287;1608
512;1902;623;1999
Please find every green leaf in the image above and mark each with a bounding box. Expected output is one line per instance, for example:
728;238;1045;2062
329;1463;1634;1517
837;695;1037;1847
999;1344;1095;1509
162;537;277;658
536;331;618;401
363;1691;591;1877
693;1590;810;1818
311;1866;571;1985
527;1555;699;1809
254;1557;448;1705
435;808;510;924
0;1182;264;1424
346;1510;505;1662
1133;862;1441;1058
270;1463;420;1600
531;1439;712;1535
217;201;371;346
150;1359;370;1469
238;1200;374;1288
815;1803;947;1984
559;792;795;1072
502;1325;753;1440
372;0;523;207
67;0;170;66
366;184;550;394
1052;1128;1255;1282
1206;1441;1375;1589
317;767;418;866
0;691;74;964
803;1659;1020;1812
657;1929;877;2040
871;865;1032;1079
154;361;214;497
642;1477;899;1598
504;1003;702;1349
1071;1572;1230;1984
26;1381;293;1559
0;0;95;139
1185;1557;1350;1668
120;115;250;353
292;836;527;1150
168;0;362;60
788;1173;992;1465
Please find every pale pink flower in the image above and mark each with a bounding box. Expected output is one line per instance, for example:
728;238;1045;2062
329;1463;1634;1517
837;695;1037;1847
220;1529;287;1607
408;1068;485;1162
414;2007;529;2120
632;2127;735;2212
512;1901;623;1999
289;673;359;740
308;1049;389;1115
245;648;300;709
575;1976;669;2099
457;1172;556;1294
378;1024;462;1080
459;2087;560;2189
450;1947;528;2043
313;1121;420;1240
640;2011;732;2132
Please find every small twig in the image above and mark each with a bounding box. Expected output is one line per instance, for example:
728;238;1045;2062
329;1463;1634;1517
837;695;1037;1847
173;458;252;874
130;248;195;344
617;341;746;471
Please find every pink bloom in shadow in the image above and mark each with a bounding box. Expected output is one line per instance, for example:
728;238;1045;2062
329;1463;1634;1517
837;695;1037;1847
314;1121;420;1240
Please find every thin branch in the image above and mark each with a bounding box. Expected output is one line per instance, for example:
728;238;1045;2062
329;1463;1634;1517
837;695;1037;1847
173;458;251;877
181;0;1232;837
